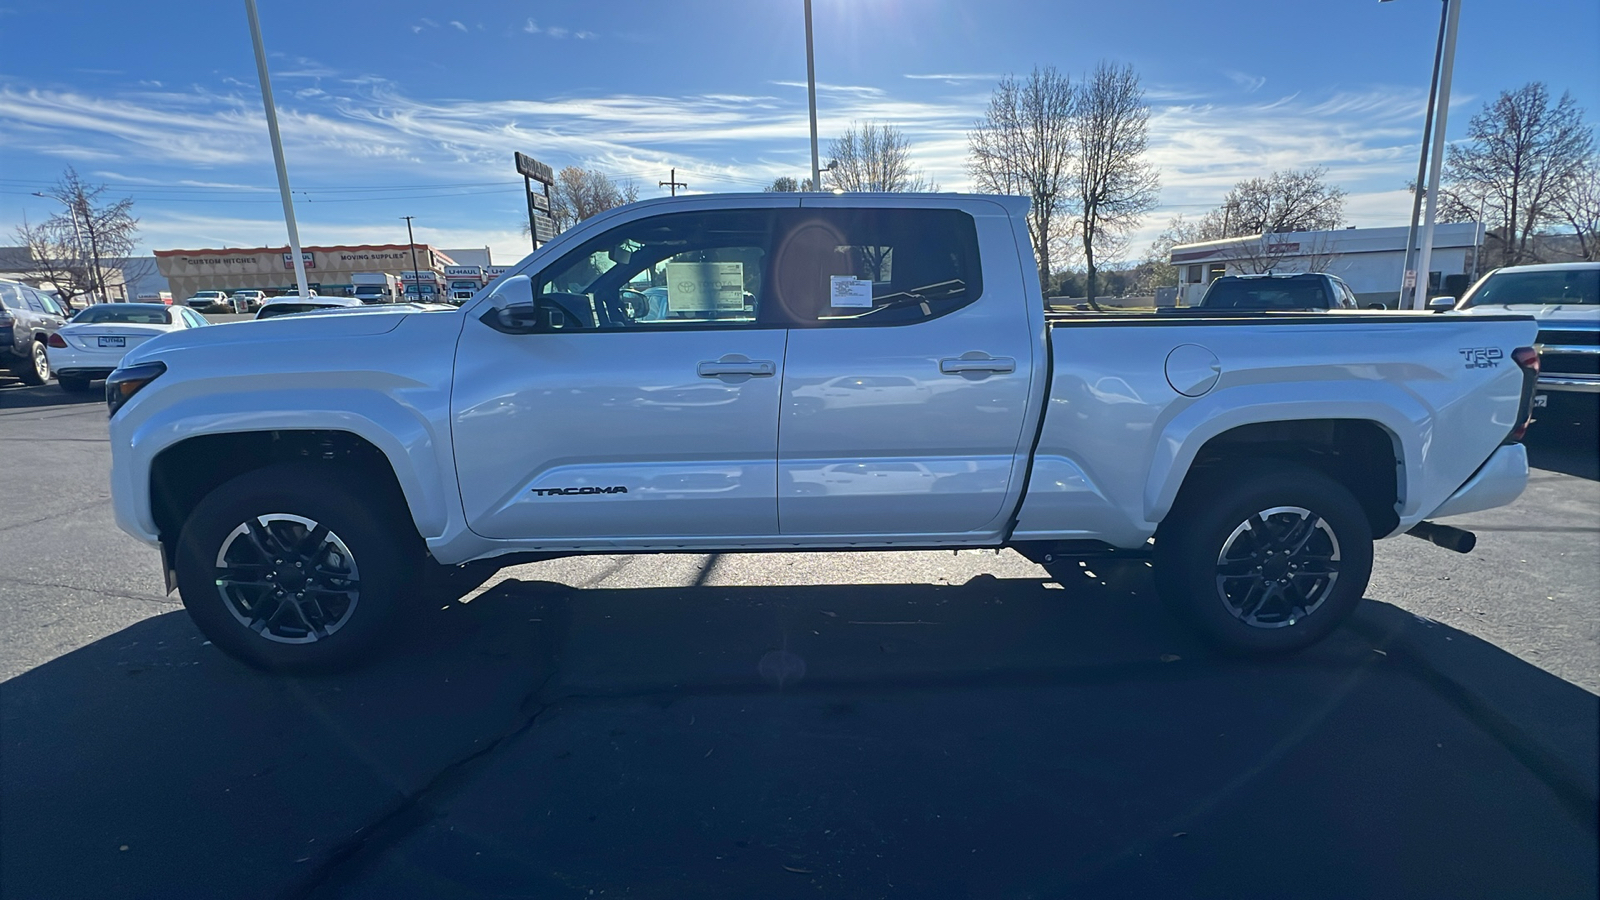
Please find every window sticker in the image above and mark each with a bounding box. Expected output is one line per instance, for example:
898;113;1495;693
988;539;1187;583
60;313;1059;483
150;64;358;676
667;261;745;311
830;275;873;308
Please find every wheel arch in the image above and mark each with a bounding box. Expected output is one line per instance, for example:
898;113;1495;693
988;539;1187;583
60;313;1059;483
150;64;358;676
1156;417;1404;539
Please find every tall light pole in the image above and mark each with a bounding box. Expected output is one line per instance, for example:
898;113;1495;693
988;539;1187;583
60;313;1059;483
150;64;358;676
33;191;101;303
402;216;421;302
1391;0;1449;309
804;0;821;191
1413;0;1460;308
245;0;310;299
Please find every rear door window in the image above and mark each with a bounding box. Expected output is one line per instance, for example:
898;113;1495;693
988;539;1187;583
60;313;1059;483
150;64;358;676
769;208;982;327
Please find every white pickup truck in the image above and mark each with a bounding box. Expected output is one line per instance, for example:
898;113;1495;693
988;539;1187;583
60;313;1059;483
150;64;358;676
104;194;1541;672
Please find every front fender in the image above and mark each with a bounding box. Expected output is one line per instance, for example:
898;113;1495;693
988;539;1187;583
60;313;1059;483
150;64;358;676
112;386;458;544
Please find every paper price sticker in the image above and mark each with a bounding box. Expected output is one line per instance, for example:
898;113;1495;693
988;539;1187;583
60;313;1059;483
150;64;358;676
830;275;873;308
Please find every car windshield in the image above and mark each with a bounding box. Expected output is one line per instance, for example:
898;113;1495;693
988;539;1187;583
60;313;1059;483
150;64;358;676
1203;278;1328;309
71;305;172;325
1461;269;1600;306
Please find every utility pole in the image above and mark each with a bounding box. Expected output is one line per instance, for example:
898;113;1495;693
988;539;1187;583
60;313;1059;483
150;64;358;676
245;0;309;299
402;216;421;303
1393;0;1449;309
1414;0;1460;308
659;168;687;197
804;0;821;191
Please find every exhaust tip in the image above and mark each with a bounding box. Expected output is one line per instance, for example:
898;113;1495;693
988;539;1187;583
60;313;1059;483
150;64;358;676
1406;521;1477;554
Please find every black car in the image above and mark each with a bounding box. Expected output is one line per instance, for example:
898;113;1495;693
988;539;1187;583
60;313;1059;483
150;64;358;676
0;279;68;385
1198;273;1361;311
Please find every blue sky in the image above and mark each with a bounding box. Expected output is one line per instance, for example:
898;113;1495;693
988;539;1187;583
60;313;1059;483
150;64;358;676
2;0;1597;266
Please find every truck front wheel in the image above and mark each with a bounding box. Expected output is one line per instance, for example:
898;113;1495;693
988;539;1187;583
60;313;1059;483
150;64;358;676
174;462;420;673
1153;462;1373;655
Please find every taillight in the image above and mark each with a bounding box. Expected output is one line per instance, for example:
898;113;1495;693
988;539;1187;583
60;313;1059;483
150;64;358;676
47;332;68;348
1509;346;1539;441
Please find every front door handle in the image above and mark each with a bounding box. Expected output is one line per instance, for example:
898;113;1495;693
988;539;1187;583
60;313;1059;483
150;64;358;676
940;353;1016;376
698;354;776;378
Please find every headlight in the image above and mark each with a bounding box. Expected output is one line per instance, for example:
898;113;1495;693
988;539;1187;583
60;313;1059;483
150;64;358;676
105;361;167;418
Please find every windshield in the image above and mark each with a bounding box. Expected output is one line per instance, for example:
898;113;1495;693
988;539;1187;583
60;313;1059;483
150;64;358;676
71;305;172;325
1461;268;1600;307
1202;278;1329;310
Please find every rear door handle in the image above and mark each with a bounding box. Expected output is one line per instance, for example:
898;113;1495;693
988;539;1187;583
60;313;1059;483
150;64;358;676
698;355;776;378
940;354;1016;375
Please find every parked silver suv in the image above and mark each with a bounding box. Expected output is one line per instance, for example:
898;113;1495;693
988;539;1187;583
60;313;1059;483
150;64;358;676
0;278;68;385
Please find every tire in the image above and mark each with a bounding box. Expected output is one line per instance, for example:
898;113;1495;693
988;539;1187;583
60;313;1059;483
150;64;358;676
174;462;421;673
16;340;49;386
1153;461;1373;655
58;375;93;393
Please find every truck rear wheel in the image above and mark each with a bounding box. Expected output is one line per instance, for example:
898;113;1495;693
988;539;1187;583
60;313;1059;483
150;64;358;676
1153;462;1372;655
174;462;420;673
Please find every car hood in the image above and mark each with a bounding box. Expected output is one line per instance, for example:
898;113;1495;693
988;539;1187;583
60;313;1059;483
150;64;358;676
1454;304;1600;324
120;306;432;367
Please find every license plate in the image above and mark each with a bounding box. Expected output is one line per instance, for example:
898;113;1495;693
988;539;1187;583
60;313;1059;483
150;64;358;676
98;336;125;348
1532;394;1548;408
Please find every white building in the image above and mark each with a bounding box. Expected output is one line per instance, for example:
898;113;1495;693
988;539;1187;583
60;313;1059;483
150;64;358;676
1170;223;1483;307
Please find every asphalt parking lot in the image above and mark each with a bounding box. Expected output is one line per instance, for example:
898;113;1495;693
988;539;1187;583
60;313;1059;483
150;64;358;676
1;377;1595;899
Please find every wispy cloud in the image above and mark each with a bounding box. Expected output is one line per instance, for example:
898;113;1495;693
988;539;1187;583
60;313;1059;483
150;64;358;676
0;60;1441;262
546;26;569;38
449;20;467;33
904;73;1000;85
1225;70;1267;93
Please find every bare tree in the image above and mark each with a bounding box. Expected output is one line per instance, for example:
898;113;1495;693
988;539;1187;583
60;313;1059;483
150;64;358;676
1214;168;1345;236
969;66;1077;290
544;166;640;232
12;168;140;306
1552;154;1600;260
825;122;937;193
1072;61;1159;309
1444;83;1594;267
765;176;802;192
11;218;87;306
1217;231;1338;275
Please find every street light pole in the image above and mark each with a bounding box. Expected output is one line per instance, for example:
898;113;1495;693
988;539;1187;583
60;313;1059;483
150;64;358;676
245;0;310;299
804;0;821;191
1394;0;1449;309
33;191;98;303
403;216;421;302
1413;0;1460;308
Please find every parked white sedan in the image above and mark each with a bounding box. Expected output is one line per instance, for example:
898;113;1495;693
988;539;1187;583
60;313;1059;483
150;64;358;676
45;303;212;392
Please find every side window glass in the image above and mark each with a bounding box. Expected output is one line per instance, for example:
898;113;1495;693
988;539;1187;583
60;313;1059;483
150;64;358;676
0;284;18;309
534;209;772;330
21;289;47;313
771;208;982;327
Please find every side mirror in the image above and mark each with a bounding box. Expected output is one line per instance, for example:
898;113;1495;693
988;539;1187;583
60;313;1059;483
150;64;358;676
1428;296;1457;312
1366;303;1388;310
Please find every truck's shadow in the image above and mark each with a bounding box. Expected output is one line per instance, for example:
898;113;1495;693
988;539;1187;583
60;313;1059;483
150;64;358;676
2;565;1595;900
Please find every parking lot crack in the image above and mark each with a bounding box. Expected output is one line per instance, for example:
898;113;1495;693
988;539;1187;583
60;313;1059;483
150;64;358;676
279;669;560;900
0;574;175;606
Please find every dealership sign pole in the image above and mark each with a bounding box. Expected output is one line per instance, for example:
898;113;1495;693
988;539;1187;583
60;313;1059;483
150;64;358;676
245;0;310;299
515;153;556;250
